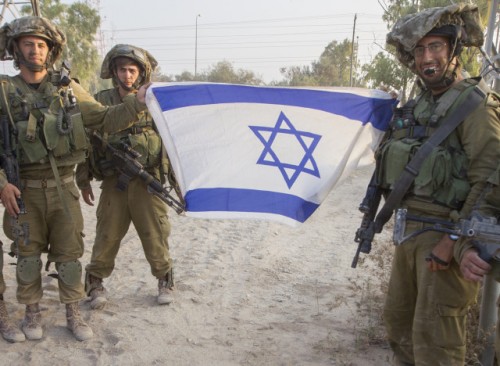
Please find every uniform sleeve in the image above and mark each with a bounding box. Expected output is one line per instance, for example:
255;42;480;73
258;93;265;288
453;100;500;264
75;161;92;190
456;95;500;219
71;80;146;133
0;171;7;191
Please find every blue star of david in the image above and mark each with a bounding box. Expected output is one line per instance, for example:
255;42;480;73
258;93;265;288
249;111;322;189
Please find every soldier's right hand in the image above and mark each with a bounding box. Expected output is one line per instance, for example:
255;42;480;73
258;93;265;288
136;82;152;104
0;183;21;217
81;187;95;206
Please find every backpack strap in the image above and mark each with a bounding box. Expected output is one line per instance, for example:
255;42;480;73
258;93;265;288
373;84;487;233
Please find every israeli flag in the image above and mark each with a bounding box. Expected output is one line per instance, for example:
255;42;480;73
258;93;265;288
146;83;395;225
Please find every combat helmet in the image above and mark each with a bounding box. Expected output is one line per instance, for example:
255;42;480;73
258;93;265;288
386;3;483;72
101;44;158;90
0;16;66;70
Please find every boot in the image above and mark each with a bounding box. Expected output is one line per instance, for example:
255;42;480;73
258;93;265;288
157;269;174;305
85;272;107;310
21;303;42;340
66;302;93;341
0;296;25;342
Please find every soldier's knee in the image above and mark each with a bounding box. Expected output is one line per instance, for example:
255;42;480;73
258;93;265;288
17;256;43;284
56;260;82;287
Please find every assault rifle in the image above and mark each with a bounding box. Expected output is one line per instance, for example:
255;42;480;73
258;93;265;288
352;171;383;268
0;115;29;250
89;131;185;215
394;209;500;262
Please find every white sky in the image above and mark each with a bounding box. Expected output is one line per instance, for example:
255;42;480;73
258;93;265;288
98;0;389;82
1;0;390;83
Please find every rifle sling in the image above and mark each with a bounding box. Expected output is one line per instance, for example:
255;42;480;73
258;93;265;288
373;85;487;233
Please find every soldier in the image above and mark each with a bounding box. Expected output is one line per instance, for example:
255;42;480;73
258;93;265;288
0;17;150;342
376;4;500;365
75;44;175;309
456;164;500;363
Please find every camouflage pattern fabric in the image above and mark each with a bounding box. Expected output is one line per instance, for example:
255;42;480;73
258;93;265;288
100;44;158;83
0;16;66;62
386;4;484;71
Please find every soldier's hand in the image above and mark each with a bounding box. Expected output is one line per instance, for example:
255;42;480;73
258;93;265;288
81;187;95;206
137;82;152;104
426;235;454;272
0;183;21;217
460;248;491;282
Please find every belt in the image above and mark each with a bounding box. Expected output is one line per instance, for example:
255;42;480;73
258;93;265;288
22;174;74;189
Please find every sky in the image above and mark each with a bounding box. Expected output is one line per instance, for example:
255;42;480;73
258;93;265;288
1;0;389;83
96;0;389;82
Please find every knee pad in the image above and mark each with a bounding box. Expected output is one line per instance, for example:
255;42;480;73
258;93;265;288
17;256;42;284
56;260;82;287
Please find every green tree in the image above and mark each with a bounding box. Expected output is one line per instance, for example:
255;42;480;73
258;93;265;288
362;52;409;91
278;38;359;87
274;65;317;86
22;0;101;91
195;60;263;85
313;39;357;86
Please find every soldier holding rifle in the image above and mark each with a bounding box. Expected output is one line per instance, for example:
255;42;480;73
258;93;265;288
76;45;180;310
353;4;500;364
0;17;149;342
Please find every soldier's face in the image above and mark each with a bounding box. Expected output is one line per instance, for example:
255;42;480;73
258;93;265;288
414;35;455;83
17;36;49;66
116;62;140;90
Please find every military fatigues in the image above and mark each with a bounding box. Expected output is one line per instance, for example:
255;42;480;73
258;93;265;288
0;75;146;305
455;164;500;365
76;88;173;283
378;78;500;365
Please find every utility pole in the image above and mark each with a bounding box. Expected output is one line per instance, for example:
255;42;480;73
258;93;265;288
195;14;201;78
349;13;357;87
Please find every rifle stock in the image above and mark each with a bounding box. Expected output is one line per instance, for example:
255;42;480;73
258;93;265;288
90;131;185;215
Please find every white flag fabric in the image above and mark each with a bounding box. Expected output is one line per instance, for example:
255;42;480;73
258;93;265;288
146;82;395;226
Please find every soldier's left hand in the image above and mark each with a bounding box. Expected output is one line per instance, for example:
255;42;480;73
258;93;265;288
460;249;491;282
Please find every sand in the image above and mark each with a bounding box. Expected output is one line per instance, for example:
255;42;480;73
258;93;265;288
0;163;393;365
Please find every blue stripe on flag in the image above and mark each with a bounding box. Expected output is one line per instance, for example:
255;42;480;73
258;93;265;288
184;188;319;223
152;84;394;131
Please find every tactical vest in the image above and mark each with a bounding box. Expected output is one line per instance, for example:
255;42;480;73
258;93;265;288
376;79;487;210
0;75;87;169
88;88;163;180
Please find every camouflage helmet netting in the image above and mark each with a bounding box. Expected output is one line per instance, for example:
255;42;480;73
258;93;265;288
100;44;158;84
386;3;483;70
0;16;66;62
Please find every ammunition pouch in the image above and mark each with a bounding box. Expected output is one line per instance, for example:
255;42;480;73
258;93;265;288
377;132;469;209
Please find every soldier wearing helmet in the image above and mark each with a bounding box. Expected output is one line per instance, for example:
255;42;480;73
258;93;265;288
370;4;500;364
0;17;151;343
75;44;176;309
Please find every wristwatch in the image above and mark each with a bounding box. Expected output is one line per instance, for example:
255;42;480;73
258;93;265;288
448;234;460;241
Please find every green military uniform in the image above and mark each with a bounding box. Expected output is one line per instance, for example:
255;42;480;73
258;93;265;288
76;87;173;280
455;164;500;365
0;73;146;305
0;16;147;308
380;78;500;365
380;4;500;365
